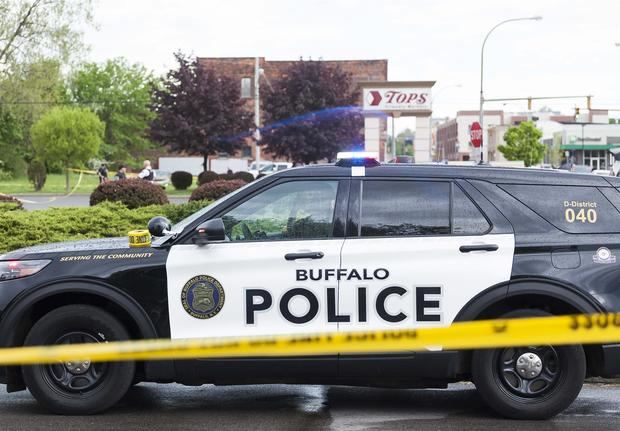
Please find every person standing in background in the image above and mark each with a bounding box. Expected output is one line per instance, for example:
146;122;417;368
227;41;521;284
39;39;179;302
97;164;108;183
114;165;127;180
138;160;155;181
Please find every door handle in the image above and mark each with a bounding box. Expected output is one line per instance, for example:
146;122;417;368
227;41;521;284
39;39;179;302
284;251;324;261
459;244;499;253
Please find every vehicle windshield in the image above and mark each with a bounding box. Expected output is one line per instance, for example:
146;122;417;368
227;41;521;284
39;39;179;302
166;177;266;235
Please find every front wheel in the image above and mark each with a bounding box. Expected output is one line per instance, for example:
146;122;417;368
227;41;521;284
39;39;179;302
472;309;585;419
22;304;135;415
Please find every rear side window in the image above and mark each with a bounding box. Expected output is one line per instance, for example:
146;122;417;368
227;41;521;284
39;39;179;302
359;180;490;237
452;184;491;234
500;184;620;234
361;180;450;237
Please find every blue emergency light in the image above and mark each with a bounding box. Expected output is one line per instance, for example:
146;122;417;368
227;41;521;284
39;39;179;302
335;151;380;167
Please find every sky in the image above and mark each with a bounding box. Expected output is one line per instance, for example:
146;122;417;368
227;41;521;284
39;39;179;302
83;0;620;130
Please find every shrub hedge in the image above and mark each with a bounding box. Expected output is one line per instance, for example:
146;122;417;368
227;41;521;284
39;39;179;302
0;194;23;210
0;200;211;254
197;170;219;185
218;172;234;180
189;179;246;202
232;171;255;183
170;171;193;190
90;179;169;208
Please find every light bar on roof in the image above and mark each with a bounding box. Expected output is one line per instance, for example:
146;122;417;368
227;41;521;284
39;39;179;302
335;151;380;168
336;151;379;160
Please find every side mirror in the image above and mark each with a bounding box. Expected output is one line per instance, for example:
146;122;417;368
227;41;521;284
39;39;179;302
147;216;172;237
193;218;226;246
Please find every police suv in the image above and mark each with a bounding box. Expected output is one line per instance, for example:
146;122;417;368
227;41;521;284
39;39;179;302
1;153;619;419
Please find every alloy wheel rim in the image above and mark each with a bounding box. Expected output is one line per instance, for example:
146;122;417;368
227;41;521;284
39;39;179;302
495;346;561;398
43;331;107;393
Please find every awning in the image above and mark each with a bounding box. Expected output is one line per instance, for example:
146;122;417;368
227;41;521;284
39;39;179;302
561;144;620;150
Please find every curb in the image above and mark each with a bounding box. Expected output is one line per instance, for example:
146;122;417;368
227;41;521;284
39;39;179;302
586;377;620;384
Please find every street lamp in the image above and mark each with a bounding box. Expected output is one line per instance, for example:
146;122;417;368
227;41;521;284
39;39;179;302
254;57;268;170
479;16;543;163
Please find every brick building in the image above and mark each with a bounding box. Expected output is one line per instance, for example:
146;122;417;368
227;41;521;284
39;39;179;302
198;57;388;162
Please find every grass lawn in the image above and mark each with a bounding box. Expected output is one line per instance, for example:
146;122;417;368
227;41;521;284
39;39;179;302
0;173;195;196
166;184;196;196
0;173;100;194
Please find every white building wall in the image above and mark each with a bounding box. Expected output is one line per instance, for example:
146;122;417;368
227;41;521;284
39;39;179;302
364;116;382;158
415;116;432;162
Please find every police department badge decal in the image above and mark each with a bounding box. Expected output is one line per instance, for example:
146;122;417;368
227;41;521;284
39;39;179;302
593;247;616;264
181;275;225;319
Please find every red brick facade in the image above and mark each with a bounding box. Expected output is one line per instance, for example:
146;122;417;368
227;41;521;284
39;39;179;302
198;57;388;162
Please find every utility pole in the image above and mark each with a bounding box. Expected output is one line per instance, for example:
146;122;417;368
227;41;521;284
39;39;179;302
254;57;261;170
479;16;542;164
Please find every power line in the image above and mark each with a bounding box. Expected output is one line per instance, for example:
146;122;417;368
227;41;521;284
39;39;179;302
0;100;146;106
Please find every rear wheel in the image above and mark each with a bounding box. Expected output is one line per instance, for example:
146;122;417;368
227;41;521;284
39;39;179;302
22;304;135;415
472;309;585;419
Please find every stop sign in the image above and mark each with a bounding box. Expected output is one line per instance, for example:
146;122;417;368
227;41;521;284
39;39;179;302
470;122;482;148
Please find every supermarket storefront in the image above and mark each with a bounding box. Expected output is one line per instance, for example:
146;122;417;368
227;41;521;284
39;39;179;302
557;123;620;170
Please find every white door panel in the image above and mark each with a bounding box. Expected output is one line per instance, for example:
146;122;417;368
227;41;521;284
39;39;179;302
167;239;344;339
338;234;515;331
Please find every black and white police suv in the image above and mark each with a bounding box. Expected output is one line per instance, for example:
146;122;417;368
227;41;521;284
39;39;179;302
1;152;620;419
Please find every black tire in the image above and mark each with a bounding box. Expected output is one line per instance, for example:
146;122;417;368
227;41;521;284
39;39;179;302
472;309;585;420
22;305;135;415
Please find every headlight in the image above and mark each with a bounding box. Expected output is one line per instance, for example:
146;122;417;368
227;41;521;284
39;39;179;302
0;260;51;281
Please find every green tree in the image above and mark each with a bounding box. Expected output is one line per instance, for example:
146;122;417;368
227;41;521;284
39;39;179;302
0;105;24;176
498;121;545;167
0;0;94;74
31;106;103;192
398;129;415;156
70;58;156;162
0;59;67;175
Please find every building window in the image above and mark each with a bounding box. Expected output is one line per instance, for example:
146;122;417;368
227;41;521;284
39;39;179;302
241;77;252;99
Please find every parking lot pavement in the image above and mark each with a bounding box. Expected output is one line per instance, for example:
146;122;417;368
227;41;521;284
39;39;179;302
0;383;618;431
14;194;189;210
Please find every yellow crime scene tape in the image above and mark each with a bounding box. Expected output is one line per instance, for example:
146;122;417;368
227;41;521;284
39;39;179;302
0;313;619;366
128;229;152;247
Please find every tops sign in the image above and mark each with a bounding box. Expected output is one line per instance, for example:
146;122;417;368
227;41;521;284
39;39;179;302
363;88;431;112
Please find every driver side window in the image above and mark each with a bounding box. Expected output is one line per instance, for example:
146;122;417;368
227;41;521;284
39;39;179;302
221;180;339;242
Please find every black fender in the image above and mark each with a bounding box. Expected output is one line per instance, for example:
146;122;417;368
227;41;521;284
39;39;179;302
453;277;611;376
454;277;604;323
0;278;175;386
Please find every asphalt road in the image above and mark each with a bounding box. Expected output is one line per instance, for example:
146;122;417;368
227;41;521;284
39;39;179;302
14;194;189;210
0;383;618;430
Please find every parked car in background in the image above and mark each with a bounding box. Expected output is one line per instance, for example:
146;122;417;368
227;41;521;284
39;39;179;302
387;155;414;163
153;170;170;189
591;169;612;176
258;162;293;176
538;163;554;170
248;161;276;178
572;165;593;174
